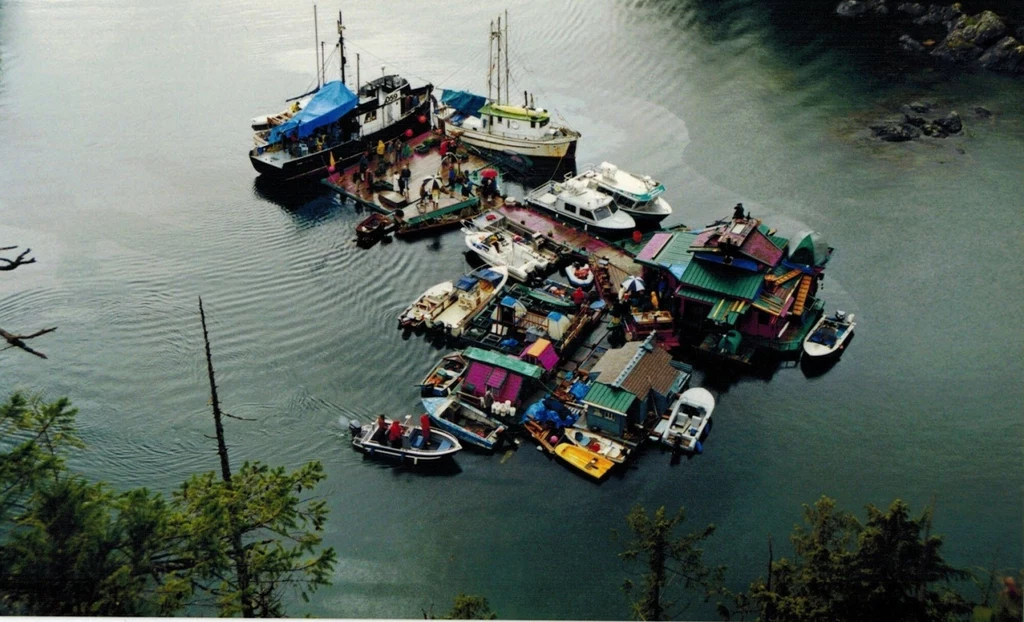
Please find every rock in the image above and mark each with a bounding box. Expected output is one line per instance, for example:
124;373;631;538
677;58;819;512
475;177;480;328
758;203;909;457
903;114;928;127
904;101;935;113
931;31;984;63
871;121;922;141
837;0;869;17
973;106;992;118
979;36;1024;72
933;111;963;134
959;10;1007;48
913;3;963;28
897;2;926;17
899;34;927;53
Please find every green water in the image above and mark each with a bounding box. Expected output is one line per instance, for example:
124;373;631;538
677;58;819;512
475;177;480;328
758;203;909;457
0;0;1021;618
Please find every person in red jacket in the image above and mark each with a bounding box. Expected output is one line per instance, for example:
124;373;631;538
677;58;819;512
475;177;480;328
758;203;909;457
388;419;404;448
419;414;431;445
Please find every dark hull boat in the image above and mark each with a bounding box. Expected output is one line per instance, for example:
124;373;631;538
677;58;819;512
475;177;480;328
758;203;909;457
249;10;433;182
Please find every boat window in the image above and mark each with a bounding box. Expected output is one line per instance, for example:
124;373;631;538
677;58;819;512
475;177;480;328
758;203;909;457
620;197;636;208
593;206;612;220
539;118;549;128
530;121;536;128
563;204;576;214
579;209;595;221
482;118;488;128
364;110;377;123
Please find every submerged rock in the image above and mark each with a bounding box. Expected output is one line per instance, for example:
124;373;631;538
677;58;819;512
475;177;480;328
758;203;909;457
973;106;993;118
837;0;889;17
932;30;985;63
871;121;923;141
933;111;963;134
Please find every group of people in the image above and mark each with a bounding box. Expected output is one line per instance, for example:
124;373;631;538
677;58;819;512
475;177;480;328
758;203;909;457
355;137;413;193
372;414;432;449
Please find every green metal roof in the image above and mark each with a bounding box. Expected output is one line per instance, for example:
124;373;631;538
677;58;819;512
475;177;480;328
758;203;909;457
707;298;750;325
582;382;636;415
678;289;721;305
679;259;764;301
463;347;543;379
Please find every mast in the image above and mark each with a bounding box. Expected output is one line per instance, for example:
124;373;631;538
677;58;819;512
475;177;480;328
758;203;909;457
314;5;320;88
495;15;502;105
504;10;510;105
337;10;346;84
487;18;494;102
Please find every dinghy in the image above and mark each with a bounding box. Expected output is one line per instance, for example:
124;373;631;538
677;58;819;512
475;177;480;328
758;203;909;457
422;396;506;452
554;443;614;480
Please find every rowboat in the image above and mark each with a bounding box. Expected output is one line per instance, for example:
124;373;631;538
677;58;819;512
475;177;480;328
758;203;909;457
418;352;467;398
554;443;614;480
563;427;628;464
422;396;506;452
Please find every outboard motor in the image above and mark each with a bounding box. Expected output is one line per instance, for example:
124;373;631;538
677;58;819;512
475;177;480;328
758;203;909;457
348;419;363;438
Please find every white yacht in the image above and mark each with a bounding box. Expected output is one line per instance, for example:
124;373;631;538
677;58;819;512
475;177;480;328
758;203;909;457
524;178;636;235
569;162;673;226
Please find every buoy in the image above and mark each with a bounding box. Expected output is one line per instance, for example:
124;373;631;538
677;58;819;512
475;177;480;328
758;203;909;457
418;115;427;124
404;128;414;137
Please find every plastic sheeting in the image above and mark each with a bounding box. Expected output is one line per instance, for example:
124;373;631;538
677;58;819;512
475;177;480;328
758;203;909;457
267;81;358;144
440;89;487;116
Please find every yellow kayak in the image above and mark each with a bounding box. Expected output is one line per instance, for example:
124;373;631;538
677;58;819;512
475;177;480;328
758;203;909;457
554;443;614;480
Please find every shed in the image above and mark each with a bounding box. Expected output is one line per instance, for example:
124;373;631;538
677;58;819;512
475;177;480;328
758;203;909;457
519;338;559;371
461;347;542;407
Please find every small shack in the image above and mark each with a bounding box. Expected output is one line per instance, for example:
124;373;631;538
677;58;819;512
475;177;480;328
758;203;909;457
519;338;558;372
581;334;690;439
459;346;543;407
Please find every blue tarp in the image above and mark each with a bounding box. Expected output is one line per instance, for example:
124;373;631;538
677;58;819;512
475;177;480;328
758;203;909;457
441;89;487;117
267;81;358;144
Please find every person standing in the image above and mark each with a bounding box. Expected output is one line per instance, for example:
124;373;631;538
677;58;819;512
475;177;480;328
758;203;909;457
374;415;387;443
388;419;404;448
419;414;431;445
400;164;411;200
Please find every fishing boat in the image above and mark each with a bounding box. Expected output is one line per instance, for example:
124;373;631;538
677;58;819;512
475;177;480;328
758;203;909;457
427;266;509;338
348;416;462;465
524;179;636;236
565;261;594;288
355;212;394;244
803;310;856;360
418;352;467;398
249;10;432;182
422;396;506;452
554;443;614;480
563;427;629;464
569;162;673;226
435;12;579;169
654;387;715;454
398;281;455;330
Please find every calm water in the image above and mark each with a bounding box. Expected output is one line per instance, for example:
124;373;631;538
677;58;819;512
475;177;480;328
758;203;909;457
1;0;1021;619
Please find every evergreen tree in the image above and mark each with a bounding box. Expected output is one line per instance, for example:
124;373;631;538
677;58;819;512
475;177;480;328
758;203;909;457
616;504;724;621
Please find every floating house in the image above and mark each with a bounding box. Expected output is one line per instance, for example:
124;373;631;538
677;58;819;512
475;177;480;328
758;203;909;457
579;335;691;441
634;212;833;362
458;346;543;408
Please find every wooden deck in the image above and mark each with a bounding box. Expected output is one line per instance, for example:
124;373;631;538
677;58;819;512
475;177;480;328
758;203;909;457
321;132;493;229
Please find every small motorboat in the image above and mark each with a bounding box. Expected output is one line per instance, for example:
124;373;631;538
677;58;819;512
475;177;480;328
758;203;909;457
554;443;614;480
654;387;714;454
464;229;552;282
803;310;856;360
355;212;394;244
563;427;628;464
349;416;462;465
418;352;467;398
398;281;455;330
422;396;506;452
524;178;637;236
427;265;509;338
565;261;594;289
568;162;673;226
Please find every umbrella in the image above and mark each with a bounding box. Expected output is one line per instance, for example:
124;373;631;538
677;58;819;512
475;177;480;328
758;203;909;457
621;276;645;294
480;168;498;179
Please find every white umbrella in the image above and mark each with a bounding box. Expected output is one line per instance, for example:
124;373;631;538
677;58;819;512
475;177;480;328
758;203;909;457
621;276;645;295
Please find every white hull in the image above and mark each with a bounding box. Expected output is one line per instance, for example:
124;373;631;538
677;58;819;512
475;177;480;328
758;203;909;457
464;231;551;282
660;387;715;453
399;281;455;328
571;162;672;225
525;180;636;234
564;427;628;464
803;312;856;358
444;122;577;159
429;266;509;337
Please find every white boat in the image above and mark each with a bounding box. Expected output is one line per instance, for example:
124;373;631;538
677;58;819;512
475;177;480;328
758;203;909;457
569;162;673;226
524;179;636;235
565;261;594;289
564;427;629;464
348;416;461;465
427;266;509;337
435;13;579;165
462;212;561;282
398;281;455;330
803;310;856;359
422;396;507;452
655;387;715;454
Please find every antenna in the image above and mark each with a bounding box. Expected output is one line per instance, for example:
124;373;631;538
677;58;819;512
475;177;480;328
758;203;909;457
313;5;320;89
337;10;346;84
504;9;510;105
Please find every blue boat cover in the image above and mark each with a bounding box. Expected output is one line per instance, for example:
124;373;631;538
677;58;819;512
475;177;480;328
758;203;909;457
455;275;478;291
441;89;487;117
267;81;358;144
500;296;519;307
478;268;504;284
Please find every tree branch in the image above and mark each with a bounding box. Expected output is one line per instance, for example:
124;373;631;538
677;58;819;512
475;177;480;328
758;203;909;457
0;246;36;271
0;327;57;359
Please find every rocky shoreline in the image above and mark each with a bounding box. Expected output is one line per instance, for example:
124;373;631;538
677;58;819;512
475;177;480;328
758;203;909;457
835;1;1023;74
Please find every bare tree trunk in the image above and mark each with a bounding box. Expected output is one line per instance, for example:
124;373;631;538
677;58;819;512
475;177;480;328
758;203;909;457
199;297;254;618
0;327;57;359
